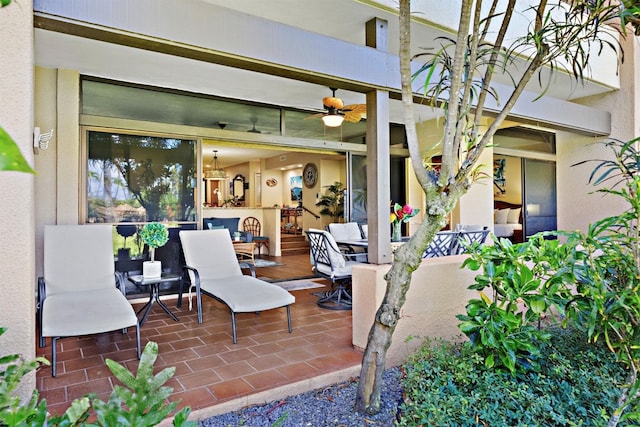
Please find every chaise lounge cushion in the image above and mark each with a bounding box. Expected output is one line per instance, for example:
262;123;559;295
180;228;294;313
199;275;294;312
42;288;137;337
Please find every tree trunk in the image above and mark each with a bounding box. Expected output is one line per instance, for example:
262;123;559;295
355;214;448;413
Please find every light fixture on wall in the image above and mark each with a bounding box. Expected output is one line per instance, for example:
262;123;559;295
33;127;54;152
204;150;226;180
321;113;344;127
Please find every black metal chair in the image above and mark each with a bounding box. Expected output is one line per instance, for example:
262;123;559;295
422;231;460;258
454;227;490;254
306;229;365;310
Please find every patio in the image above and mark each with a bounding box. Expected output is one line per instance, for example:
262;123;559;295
35;255;362;420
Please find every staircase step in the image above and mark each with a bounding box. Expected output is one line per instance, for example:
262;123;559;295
281;247;310;256
280;233;309;256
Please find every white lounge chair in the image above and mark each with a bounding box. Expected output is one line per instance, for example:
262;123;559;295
38;225;141;377
179;229;295;343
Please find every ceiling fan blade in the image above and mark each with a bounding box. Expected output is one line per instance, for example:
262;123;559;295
343;111;364;123
304;112;325;121
342;104;367;113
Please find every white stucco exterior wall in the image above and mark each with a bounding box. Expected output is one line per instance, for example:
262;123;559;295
0;0;36;394
558;34;639;233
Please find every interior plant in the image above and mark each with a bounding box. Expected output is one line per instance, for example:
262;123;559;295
390;203;420;242
140;222;169;278
140;222;169;261
315;181;344;223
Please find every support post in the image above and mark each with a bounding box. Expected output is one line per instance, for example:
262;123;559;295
365;17;391;264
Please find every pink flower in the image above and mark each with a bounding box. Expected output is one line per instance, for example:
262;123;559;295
391;202;420;223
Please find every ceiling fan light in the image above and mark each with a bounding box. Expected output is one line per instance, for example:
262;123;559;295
322;114;344;127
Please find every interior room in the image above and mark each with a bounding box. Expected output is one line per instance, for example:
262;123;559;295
493;127;558;242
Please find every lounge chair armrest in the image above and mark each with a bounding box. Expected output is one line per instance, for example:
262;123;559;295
181;265;203;313
239;262;256;277
38;277;46;307
114;271;126;296
337;243;356;254
37;277;46;348
182;265;201;288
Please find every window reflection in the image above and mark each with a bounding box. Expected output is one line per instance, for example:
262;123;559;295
86;131;197;223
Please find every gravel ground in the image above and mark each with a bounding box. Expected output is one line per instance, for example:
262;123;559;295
199;367;404;427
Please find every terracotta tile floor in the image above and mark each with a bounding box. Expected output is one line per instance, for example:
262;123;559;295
35;281;362;419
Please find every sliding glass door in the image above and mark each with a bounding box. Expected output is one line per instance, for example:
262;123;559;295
523;158;557;238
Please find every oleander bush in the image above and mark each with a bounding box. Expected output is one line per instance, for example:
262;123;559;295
398;328;628;426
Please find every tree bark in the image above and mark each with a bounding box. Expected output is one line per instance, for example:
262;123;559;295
355;212;450;413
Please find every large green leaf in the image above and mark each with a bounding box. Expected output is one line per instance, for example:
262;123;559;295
0;127;35;174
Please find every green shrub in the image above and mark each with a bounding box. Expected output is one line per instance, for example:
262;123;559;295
0;327;195;427
398;328;628;426
0;328;50;426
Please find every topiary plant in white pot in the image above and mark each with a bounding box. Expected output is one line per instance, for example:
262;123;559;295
140;222;169;278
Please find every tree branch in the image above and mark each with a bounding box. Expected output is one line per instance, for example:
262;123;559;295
439;0;474;187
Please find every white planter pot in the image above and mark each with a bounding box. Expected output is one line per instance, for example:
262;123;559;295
143;261;162;279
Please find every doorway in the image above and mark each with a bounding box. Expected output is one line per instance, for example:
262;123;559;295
523;158;557;238
494;127;557;241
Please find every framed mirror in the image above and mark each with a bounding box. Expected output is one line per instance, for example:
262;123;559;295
232;174;246;201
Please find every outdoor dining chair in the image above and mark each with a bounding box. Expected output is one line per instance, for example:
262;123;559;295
306;228;366;310
422;231;460;258
327;222;368;262
454;227;490;254
38;225;141;376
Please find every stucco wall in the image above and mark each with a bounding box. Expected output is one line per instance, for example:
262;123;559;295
0;0;36;394
352;256;479;367
558;35;639;233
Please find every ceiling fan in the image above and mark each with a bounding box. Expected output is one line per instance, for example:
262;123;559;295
247;116;262;133
305;88;366;127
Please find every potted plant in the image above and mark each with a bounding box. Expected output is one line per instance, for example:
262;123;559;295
315;182;345;223
140;222;169;278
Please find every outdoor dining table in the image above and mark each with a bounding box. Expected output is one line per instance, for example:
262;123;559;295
334;237;412;263
335;237;410;249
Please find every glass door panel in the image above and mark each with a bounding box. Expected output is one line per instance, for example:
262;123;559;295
348;154;368;223
523;159;556;238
